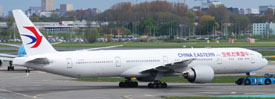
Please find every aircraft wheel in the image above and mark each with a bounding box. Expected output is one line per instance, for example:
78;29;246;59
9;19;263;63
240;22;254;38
265;79;271;85
148;82;168;88
148;83;153;88
7;67;11;71
235;78;244;85
25;69;30;73
119;82;125;87
244;79;251;85
119;81;138;88
11;66;14;71
162;83;168;88
132;82;138;87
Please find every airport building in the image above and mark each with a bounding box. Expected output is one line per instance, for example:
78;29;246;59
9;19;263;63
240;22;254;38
41;0;55;12
252;22;275;35
60;4;73;13
0;21;107;33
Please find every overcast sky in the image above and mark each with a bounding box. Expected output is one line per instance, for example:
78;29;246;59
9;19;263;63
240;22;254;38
1;0;275;16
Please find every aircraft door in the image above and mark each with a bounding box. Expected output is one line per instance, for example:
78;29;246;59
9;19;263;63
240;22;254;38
67;58;73;68
163;56;168;65
217;54;222;64
115;57;121;67
250;54;255;64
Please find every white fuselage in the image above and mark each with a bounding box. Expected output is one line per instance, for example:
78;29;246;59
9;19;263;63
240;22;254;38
13;48;268;78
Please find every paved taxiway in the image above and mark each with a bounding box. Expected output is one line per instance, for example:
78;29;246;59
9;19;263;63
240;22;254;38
0;63;274;99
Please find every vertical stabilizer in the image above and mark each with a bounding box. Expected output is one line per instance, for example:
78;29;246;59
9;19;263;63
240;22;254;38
12;9;57;55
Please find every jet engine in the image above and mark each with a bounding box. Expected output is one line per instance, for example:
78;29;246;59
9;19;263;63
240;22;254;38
183;66;214;83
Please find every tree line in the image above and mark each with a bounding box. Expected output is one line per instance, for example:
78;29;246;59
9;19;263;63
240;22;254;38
1;1;275;40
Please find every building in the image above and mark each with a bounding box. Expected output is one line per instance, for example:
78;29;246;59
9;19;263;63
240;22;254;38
192;0;222;12
201;0;222;8
41;0;55;12
0;21;105;33
0;6;2;17
252;23;275;35
239;8;259;15
60;4;73;13
250;9;260;15
228;7;239;14
39;12;58;17
26;7;41;16
88;8;102;14
259;5;275;15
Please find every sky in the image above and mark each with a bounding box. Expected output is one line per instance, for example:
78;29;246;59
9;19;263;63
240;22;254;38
1;0;275;16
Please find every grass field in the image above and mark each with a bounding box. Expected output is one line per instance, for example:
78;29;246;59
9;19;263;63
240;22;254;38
76;76;252;83
52;41;275;48
0;50;17;53
2;40;275;48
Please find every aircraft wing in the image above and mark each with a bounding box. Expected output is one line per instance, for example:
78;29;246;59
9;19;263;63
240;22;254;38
0;53;17;61
142;58;196;73
0;43;20;48
121;58;196;77
79;45;123;51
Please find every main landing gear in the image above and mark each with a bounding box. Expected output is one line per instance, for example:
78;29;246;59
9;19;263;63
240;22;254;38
25;68;31;73
7;61;14;71
119;78;138;88
148;81;167;88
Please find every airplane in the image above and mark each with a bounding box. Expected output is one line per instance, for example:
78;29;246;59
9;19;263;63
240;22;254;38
0;44;26;71
8;9;268;88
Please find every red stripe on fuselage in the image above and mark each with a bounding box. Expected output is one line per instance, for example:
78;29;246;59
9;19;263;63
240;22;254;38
24;26;42;48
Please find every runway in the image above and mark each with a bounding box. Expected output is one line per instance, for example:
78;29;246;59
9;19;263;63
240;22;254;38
0;64;274;99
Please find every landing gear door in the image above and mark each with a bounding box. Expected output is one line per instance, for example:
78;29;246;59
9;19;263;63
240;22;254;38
250;54;255;64
115;57;121;67
67;58;73;68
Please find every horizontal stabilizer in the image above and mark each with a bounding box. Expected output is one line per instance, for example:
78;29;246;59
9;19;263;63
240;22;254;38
26;58;51;65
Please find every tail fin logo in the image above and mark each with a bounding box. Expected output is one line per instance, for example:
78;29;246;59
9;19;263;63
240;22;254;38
21;26;43;48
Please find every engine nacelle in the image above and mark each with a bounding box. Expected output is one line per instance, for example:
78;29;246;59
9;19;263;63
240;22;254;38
183;66;214;83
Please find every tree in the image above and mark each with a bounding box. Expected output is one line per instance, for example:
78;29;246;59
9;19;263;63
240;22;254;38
84;28;99;43
264;9;275;22
120;27;132;36
138;17;157;36
231;15;251;35
208;5;231;31
6;16;14;28
30;15;41;22
198;15;219;35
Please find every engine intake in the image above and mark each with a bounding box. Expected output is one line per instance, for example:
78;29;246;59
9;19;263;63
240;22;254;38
183;66;214;83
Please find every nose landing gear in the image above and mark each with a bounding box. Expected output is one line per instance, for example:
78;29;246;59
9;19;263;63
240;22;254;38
7;61;14;71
